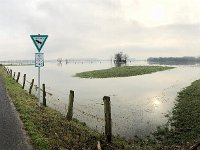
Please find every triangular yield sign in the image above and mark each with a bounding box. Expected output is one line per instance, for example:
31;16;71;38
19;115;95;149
30;34;48;52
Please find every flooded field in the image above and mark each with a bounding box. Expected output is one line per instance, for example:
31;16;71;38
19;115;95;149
7;61;200;139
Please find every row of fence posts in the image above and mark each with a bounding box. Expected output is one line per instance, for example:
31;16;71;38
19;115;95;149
3;67;112;143
4;68;47;107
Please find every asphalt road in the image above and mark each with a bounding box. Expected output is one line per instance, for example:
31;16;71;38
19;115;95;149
0;76;33;150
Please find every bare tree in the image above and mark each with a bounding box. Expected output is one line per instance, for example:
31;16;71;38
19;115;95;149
114;52;128;64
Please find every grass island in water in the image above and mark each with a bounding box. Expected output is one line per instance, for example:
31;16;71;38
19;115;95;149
75;66;174;78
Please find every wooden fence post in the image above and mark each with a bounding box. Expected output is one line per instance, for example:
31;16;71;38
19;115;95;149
13;72;15;79
22;74;26;89
16;72;20;83
103;96;112;143
29;79;34;94
97;141;102;150
10;69;12;77
42;84;46;106
66;90;74;121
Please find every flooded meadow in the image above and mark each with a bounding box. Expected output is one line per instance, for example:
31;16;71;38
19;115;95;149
7;61;200;139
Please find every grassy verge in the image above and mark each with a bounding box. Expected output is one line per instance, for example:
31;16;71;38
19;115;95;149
153;79;200;149
0;66;148;150
75;66;174;78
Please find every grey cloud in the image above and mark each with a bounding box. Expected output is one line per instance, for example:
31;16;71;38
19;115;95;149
156;23;200;37
1;0;200;60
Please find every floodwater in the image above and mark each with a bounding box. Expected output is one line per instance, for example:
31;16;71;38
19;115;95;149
7;61;200;139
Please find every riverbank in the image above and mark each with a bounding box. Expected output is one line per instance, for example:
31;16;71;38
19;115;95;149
75;66;174;78
153;79;200;149
0;66;153;149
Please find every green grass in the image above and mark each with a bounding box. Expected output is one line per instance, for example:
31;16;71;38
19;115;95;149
75;66;174;78
1;66;151;150
153;79;200;149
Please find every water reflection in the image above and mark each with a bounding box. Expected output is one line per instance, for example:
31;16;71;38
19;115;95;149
57;62;62;67
7;61;200;139
114;62;127;67
153;98;161;106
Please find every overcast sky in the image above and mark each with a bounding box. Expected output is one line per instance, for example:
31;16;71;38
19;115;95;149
1;0;200;60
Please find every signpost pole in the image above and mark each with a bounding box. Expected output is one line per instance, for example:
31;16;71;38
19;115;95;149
38;66;41;106
30;34;48;106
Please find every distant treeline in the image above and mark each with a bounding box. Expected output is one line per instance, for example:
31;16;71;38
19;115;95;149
147;57;200;65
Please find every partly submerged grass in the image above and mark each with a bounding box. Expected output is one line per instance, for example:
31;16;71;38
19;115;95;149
0;66;149;150
153;79;200;149
75;66;174;78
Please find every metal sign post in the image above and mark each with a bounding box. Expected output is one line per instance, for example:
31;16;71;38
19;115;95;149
30;34;48;106
38;66;40;105
35;53;44;105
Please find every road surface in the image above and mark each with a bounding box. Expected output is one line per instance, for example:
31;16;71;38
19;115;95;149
0;76;33;150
